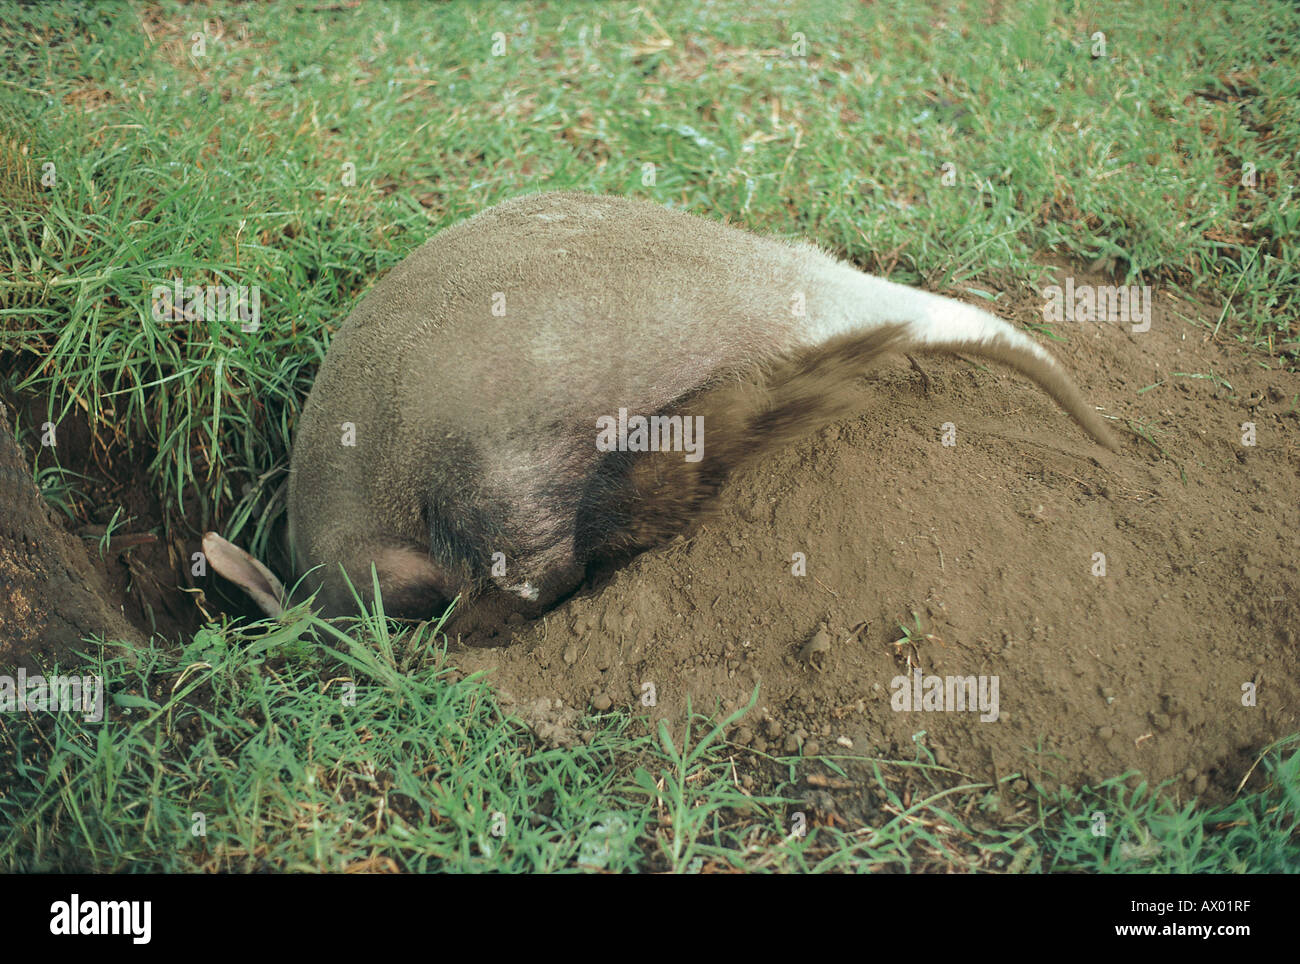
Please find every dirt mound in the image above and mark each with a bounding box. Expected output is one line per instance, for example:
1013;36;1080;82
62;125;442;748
454;267;1300;797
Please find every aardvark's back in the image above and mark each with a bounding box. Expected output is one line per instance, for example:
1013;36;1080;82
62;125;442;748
283;191;1114;620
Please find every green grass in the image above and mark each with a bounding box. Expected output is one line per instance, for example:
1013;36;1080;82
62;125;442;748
5;610;1294;878
0;0;1297;872
4;617;1296;872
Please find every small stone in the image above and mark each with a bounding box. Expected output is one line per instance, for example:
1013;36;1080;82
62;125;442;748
836;736;853;749
764;719;783;740
1194;774;1209;795
562;643;579;666
1182;767;1197;782
591;693;612;712
1098;726;1114;740
803;740;820;757
733;726;754;746
800;624;832;670
783;734;802;754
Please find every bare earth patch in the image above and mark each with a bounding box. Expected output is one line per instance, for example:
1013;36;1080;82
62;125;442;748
453;268;1299;800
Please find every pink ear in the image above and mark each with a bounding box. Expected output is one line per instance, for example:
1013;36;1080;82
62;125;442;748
202;532;287;618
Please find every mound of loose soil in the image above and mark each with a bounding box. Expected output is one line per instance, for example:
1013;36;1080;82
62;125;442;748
454;266;1299;800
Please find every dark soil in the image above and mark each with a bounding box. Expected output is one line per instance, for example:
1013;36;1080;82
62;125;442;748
450;267;1299;801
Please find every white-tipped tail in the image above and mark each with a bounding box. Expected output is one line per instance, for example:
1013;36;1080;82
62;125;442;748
803;262;1117;449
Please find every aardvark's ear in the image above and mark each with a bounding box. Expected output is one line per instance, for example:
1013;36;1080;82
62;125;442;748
202;531;287;618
